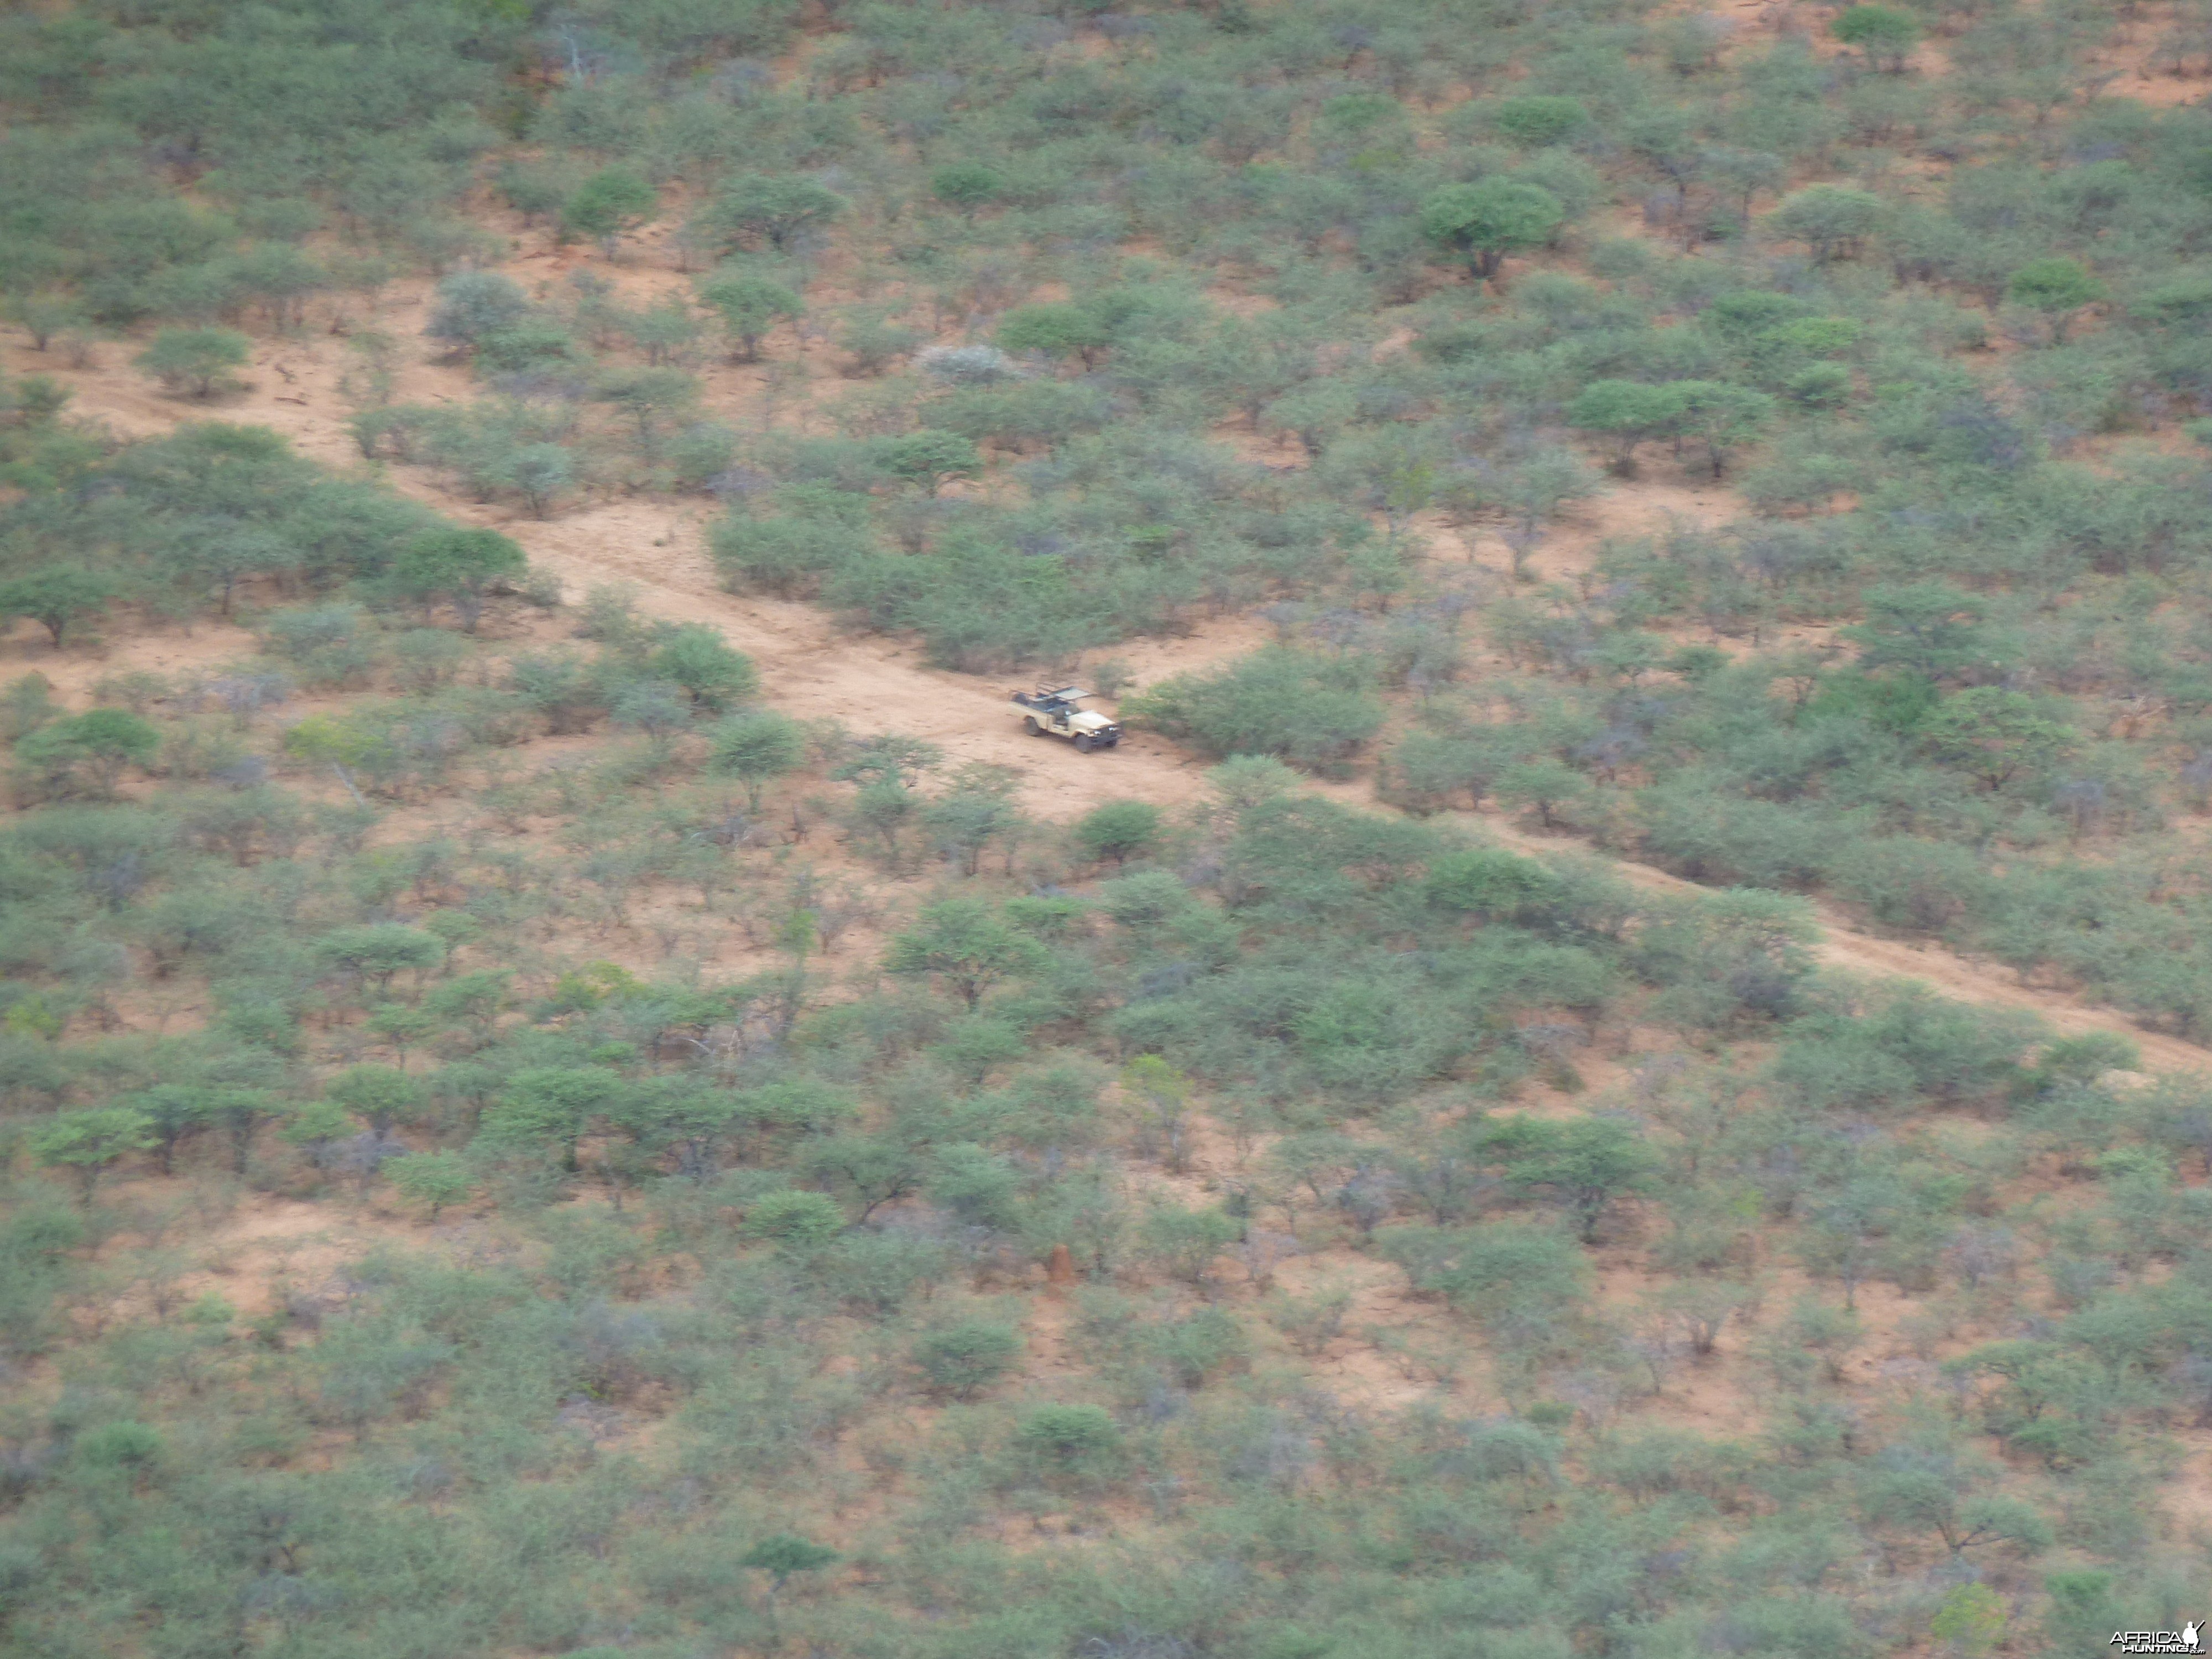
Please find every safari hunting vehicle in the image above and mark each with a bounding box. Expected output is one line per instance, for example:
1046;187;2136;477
1011;684;1122;752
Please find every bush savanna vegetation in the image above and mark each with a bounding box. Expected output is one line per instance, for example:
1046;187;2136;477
6;0;2212;1652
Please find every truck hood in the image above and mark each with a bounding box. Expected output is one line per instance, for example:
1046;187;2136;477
1069;709;1118;733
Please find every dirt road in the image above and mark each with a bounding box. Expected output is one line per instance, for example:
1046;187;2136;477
11;319;2210;1077
1469;813;2212;1072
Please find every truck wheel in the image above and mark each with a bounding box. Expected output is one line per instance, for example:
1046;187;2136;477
1073;733;1094;753
1024;716;1042;735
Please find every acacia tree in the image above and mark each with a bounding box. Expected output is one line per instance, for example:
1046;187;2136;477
918;778;1026;877
230;242;329;327
874;430;981;496
1922;688;2074;790
32;1107;154;1203
699;272;801;361
0;569;118;647
1860;1458;2053;1558
1831;4;1922;71
649;625;757;712
1136;1201;1240;1286
503;445;575;518
1669;381;1776;477
707;176;848;253
1768;185;1887;264
326;1066;427;1136
314;926;446;1000
203;1089;281;1175
931;161;1005;216
739;1534;837;1639
7;291;86;352
1567;380;1688;472
594;368;699;465
560;168;658;257
802;1134;925;1222
1075;800;1162;867
132;1086;215;1176
709;708;806;810
137;328;249;398
2006;258;2103;342
1418;180;1564;280
1493;445;1598;578
885;898;1048;1009
615;1079;742;1184
15;709;158;796
389;528;525;633
127;1093;283;1186
997;303;1112;368
426;271;531;352
282;712;381;805
389;1151;473;1220
479;1066;628;1172
1843;581;1990;678
1489;96;1589;148
1475;1114;1655;1241
1704;147;1787;232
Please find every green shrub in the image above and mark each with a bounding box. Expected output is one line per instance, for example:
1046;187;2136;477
1784;363;1855;408
1488;96;1590;148
135;327;249;397
15;709;158;797
1567;379;1689;471
1476;1116;1656;1242
649;625;757;712
1380;1222;1592;1335
1018;1403;1120;1469
1826;837;1988;932
705;175;848;253
885;899;1049;1009
872;429;981;496
388;1151;474;1221
818;1228;956;1314
473;320;585;374
1425;846;1564;925
75;1420;164;1469
2006;259;2104;340
742;1189;846;1249
389;528;527;634
1140;1306;1247;1389
1136;1203;1241;1285
559;168;656;253
710;512;852;599
931;161;1005;214
708;708;807;808
1125;649;1383;774
427;271;530;349
666;422;735;492
914;1321;1024;1398
1830;4;1922;70
739;1532;837;1588
998;302;1112;365
1073;800;1161;865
